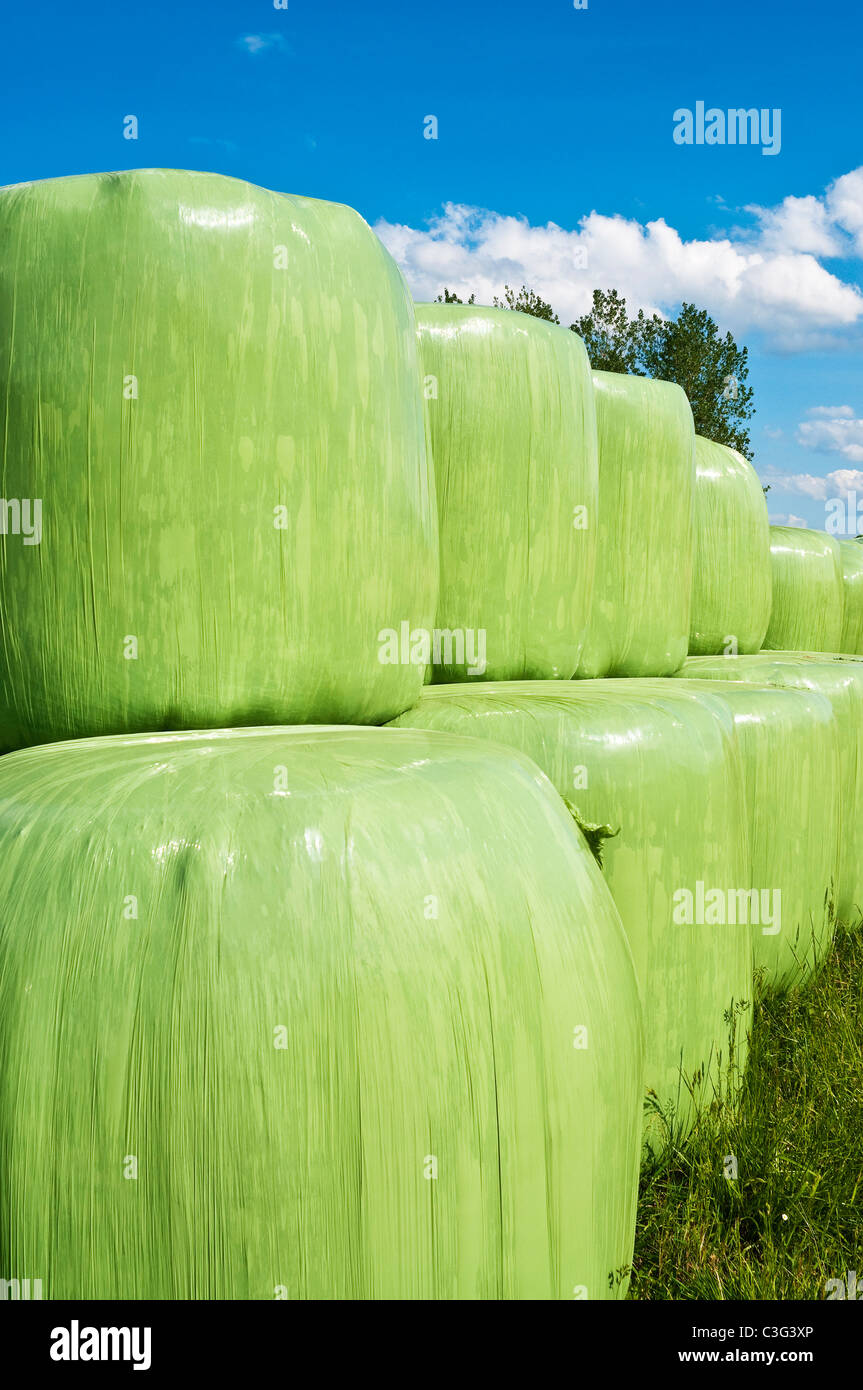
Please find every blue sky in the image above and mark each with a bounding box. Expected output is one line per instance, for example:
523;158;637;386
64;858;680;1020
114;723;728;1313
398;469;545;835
2;0;862;530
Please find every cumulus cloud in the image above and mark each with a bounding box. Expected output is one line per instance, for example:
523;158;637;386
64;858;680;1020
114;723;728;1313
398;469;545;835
748;193;842;257
826;168;863;257
796;406;863;464
763;461;863;501
763;469;834;500
375;167;863;350
748;168;863;261
768;512;809;527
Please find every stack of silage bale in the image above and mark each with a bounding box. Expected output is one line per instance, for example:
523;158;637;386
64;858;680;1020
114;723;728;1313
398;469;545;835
402;294;857;1285
410;328;763;1150
676;441;845;986
411;297;850;1133
1;164;857;1305
0;170;642;1300
677;450;860;941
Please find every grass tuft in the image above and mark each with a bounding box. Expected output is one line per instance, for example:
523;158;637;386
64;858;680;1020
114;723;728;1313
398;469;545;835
630;930;863;1300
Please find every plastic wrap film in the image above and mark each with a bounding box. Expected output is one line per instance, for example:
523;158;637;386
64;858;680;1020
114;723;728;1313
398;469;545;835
688;436;772;655
390;680;752;1150
672;676;840;988
575;371;695;678
678;654;863;928
0;724;642;1300
0;170;438;750
762;526;844;654
414;304;598;681
839;538;863;655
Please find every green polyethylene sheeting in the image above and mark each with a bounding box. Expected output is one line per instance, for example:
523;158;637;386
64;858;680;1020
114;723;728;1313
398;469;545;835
0;724;642;1301
576;371;695;678
839;539;863;655
672;676;840;988
762;526;844;654
414;303;598;681
688;436;772;656
390;681;752;1151
678;654;863;929
0;170;438;749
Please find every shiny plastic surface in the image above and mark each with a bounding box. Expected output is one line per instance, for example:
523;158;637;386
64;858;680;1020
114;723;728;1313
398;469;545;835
0;170;438;748
576;371;695;677
673;675;840;986
678;654;863;928
839;538;863;655
0;724;641;1300
762;526;844;654
688;436;771;655
415;304;598;681
391;680;752;1149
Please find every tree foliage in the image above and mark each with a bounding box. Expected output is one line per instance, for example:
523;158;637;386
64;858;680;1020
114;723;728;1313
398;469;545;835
492;284;559;323
434;288;476;304
569;288;649;375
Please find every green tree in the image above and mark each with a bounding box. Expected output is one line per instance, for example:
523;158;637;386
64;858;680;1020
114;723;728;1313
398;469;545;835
492;283;559;322
570;288;655;375
434;288;476;304
637;302;754;458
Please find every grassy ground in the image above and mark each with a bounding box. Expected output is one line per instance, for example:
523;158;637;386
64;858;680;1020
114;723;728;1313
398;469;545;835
629;930;863;1300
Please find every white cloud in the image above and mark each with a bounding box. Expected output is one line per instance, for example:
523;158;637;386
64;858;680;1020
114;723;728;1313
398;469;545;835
375;167;863;350
763;469;833;500
749;193;842;257
763;461;863;500
237;34;288;56
769;512;809;527
796;406;863;464
826;169;863;257
745;167;863;262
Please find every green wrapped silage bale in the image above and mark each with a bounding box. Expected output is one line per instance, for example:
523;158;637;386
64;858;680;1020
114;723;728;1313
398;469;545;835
575;371;695;678
0;724;642;1300
414;303;598;681
678;654;863;929
390;680;752;1150
839;538;863;655
672;675;840;988
0;170;438;749
762;527;844;654
689;436;772;655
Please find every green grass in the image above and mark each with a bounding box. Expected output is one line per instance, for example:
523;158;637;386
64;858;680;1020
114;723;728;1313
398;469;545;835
629;930;863;1300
